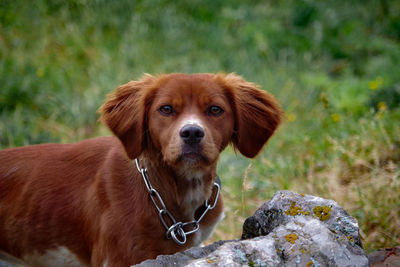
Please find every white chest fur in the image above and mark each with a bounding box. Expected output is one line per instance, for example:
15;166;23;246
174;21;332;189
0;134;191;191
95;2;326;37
183;179;206;214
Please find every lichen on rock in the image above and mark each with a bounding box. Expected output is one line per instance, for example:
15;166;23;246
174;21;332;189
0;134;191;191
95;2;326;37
285;233;298;244
313;205;332;221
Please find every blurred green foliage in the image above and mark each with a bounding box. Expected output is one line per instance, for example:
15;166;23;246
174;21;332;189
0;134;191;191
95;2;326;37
1;0;399;251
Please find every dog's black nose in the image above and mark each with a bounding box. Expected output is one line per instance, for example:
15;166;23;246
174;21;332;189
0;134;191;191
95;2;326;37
180;125;204;144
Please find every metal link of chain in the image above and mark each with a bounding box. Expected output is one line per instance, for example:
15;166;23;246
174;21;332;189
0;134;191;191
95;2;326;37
135;159;220;245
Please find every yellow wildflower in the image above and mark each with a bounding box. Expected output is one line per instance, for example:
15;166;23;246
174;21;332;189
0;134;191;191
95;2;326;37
36;67;44;77
369;77;383;90
287;114;296;122
378;101;387;111
331;113;341;123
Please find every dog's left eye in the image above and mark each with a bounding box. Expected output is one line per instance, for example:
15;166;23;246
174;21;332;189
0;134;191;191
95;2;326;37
207;105;224;116
159;105;174;116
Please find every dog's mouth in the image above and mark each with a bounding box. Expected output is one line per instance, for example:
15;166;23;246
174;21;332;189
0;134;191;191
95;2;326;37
183;151;201;158
179;144;207;164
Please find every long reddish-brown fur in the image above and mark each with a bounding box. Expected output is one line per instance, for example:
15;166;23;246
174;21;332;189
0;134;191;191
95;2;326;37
0;73;283;266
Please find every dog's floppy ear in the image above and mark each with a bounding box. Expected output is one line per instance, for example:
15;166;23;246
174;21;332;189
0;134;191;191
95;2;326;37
221;73;283;158
99;74;156;159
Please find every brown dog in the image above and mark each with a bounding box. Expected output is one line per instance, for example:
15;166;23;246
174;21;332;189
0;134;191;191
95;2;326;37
0;73;283;266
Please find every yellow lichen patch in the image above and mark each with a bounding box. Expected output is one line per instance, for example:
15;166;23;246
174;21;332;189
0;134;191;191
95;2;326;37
285;233;298;244
313;205;332;221
206;258;215;264
285;202;312;217
306;261;314;267
347;236;355;245
299;247;310;254
285;202;303;216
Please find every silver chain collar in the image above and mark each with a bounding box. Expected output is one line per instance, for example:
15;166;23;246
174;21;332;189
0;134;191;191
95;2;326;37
135;159;220;245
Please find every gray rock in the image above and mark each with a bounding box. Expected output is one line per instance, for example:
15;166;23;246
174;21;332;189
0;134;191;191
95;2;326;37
0;261;19;267
242;190;368;266
137;191;369;266
242;190;362;246
135;240;230;267
136;238;281;267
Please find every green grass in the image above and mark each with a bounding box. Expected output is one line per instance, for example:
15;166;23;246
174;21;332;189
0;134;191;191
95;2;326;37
1;0;399;252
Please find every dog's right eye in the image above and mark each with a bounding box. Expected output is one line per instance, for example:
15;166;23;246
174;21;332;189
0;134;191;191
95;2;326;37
159;105;174;116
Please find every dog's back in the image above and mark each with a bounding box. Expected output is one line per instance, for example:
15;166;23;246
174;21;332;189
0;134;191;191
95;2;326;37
0;137;118;266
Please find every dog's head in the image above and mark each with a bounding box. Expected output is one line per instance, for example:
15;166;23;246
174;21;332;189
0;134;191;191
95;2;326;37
100;73;283;169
